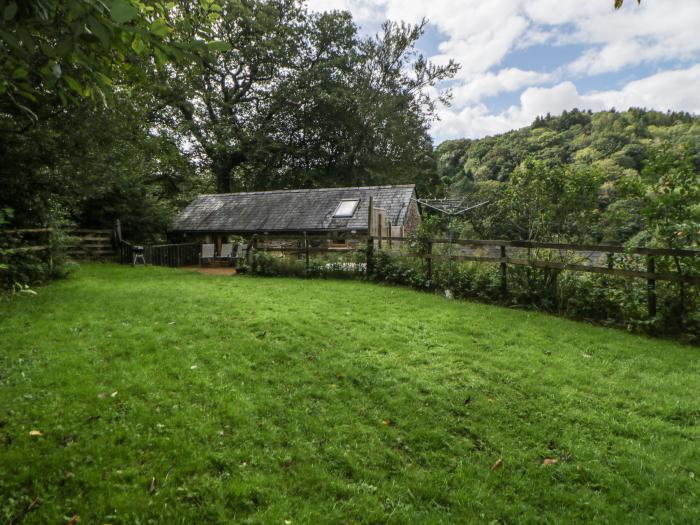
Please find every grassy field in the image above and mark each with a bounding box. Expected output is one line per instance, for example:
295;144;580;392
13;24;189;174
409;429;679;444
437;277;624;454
1;264;698;524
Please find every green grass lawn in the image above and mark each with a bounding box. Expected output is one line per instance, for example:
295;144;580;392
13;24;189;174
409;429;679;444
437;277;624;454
1;264;699;524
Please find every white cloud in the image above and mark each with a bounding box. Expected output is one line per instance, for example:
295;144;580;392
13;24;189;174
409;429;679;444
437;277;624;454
432;65;700;141
306;0;700;140
451;68;553;106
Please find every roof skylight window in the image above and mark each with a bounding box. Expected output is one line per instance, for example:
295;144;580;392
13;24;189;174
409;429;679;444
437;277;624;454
333;199;359;218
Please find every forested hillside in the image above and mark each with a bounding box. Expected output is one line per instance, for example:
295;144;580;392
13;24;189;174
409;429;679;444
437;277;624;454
435;109;700;247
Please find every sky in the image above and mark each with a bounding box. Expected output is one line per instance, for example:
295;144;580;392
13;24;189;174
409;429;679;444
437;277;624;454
306;0;700;143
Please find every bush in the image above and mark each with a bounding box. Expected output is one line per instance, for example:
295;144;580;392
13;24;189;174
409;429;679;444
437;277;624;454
369;250;699;342
249;250;366;280
0;207;76;290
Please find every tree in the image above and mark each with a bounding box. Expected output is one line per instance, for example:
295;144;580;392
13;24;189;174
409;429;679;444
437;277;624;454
0;0;199;122
153;0;458;193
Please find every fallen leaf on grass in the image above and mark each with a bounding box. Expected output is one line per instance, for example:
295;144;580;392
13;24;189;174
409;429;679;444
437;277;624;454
543;458;558;465
66;515;80;524
110;391;118;398
29;430;43;436
190;365;197;370
382;419;395;427
491;458;503;470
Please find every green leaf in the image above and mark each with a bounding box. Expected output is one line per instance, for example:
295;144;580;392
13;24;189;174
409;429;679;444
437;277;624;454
150;19;170;37
96;72;113;86
12;67;28;79
207;41;231;52
87;17;111;48
16;27;36;51
55;38;73;57
131;35;147;54
0;29;21;51
3;2;18;21
63;75;83;96
110;0;139;24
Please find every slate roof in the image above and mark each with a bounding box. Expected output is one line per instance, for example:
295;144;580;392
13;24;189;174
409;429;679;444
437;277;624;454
171;185;417;233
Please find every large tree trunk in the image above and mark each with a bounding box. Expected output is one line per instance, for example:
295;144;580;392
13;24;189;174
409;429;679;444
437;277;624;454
213;151;246;193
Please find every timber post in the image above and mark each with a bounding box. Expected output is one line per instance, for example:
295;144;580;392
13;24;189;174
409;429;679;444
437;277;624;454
115;219;122;244
426;241;433;282
366;197;374;277
500;245;507;295
647;256;657;317
304;231;310;273
48;227;53;273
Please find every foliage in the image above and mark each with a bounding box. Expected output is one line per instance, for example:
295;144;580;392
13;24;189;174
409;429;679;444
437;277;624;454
0;0;198;120
1;263;698;522
436;109;700;247
249;249;366;279
153;2;457;193
369;248;699;341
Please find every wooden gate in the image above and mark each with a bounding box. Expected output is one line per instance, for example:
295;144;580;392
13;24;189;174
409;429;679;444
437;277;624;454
67;229;115;258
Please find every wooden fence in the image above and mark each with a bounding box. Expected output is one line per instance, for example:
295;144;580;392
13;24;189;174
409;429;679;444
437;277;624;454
1;228;54;269
252;233;700;318
373;235;699;317
119;241;200;267
67;229;114;258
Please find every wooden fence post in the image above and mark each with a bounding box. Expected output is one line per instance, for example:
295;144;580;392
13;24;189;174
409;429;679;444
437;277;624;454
367;236;374;276
114;219;122;244
500;245;507;295
647;256;656;317
366;197;374;277
426;241;433;282
304;231;310;273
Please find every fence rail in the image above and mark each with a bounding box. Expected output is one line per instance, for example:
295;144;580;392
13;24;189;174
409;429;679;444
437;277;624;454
385;237;700;257
374;235;699;318
419;254;700;285
0;228;54;270
68;229;114;258
119;241;200;267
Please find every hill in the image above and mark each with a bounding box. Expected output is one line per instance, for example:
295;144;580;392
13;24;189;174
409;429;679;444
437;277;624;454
433;108;700;245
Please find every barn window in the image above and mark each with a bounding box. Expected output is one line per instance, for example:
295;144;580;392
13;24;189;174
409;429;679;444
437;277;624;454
333;199;359;218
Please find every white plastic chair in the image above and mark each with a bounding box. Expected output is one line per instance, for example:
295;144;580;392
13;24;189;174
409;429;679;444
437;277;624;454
199;244;215;266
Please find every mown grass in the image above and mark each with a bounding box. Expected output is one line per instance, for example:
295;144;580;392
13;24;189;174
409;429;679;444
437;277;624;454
1;263;698;524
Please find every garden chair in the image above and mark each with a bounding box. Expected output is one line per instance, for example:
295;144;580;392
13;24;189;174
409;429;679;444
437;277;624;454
199;243;215;267
218;243;234;264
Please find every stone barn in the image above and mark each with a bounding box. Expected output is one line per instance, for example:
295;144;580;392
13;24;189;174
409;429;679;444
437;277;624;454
169;185;421;253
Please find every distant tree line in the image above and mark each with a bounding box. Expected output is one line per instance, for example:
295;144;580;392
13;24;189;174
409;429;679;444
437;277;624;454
435;108;700;254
